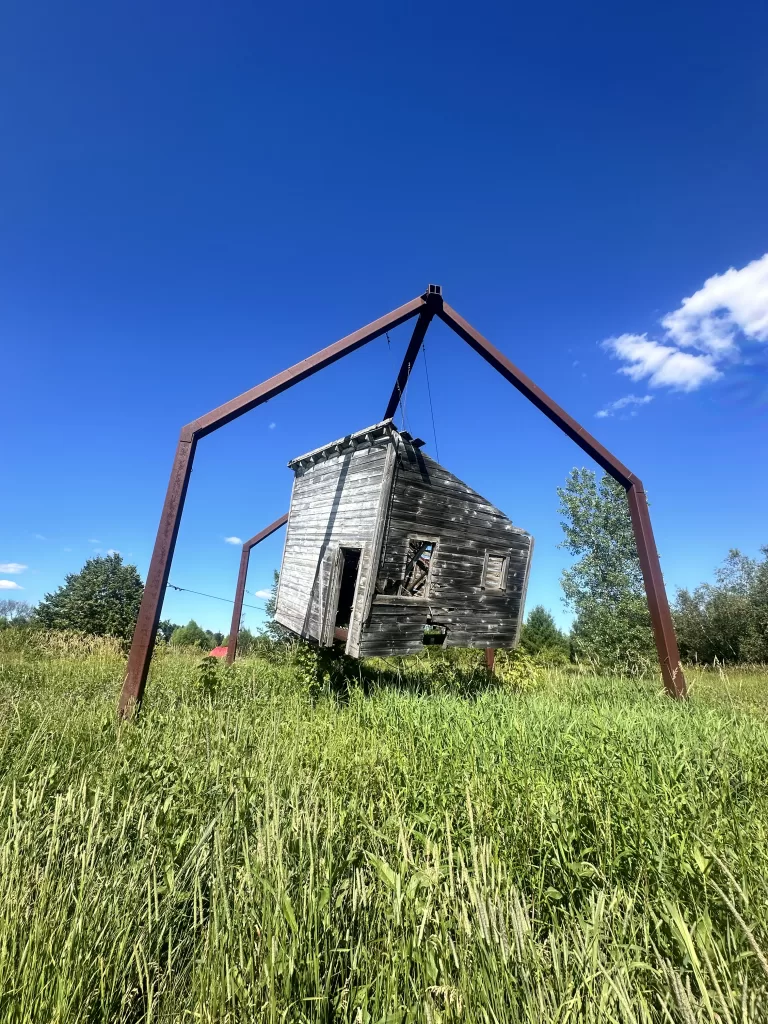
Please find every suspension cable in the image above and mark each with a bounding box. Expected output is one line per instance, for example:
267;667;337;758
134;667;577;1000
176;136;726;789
166;582;265;610
422;341;440;463
386;330;410;432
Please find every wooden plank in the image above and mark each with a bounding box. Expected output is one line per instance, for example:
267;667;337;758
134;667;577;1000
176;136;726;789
351;438;397;656
320;547;343;646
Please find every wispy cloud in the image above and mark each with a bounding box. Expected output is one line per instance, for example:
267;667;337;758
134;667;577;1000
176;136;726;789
224;536;243;545
253;588;272;599
268;422;276;430
34;534;46;541
603;252;768;392
88;538;101;544
596;394;654;419
0;563;27;574
603;336;721;392
106;549;120;556
0;580;23;590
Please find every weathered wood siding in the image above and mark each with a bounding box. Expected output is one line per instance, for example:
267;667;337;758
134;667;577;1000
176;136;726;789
274;441;390;647
359;444;533;657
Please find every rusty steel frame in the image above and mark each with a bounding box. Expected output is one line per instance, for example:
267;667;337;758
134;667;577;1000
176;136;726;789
119;287;685;716
225;514;289;664
224;310;438;666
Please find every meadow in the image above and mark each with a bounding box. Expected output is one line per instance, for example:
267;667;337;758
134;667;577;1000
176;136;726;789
1;636;768;1022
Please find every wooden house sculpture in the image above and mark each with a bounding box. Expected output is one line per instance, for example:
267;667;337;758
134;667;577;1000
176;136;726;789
274;420;534;657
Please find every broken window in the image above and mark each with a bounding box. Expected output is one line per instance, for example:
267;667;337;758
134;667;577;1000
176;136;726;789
483;553;508;590
399;539;436;598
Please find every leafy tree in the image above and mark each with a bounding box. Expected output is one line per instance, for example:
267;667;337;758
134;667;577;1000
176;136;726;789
675;547;768;663
0;600;35;628
261;570;294;643
519;605;568;658
157;619;181;643
234;626;258;654
557;469;655;670
35;554;144;639
169;620;213;649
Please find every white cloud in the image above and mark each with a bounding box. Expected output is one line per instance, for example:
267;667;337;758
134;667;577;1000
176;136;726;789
88;538;101;544
224;536;243;545
602;252;768;392
0;563;27;574
253;589;272;599
268;422;276;430
106;549;120;556
603;334;721;392
34;534;46;541
662;252;768;355
0;580;23;590
595;394;654;419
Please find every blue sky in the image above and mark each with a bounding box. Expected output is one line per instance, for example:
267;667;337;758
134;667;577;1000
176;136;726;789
3;0;767;634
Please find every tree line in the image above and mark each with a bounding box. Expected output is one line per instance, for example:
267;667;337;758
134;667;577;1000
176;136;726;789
518;469;768;668
3;475;766;668
0;553;238;650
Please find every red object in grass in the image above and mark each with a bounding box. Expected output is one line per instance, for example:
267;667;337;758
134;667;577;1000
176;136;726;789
209;646;228;658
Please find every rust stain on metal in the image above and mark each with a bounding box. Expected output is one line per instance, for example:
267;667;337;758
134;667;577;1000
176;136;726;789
120;284;685;716
226;514;289;664
119;296;425;717
437;300;685;699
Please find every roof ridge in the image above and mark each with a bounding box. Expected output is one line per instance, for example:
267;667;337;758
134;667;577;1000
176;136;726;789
288;419;403;468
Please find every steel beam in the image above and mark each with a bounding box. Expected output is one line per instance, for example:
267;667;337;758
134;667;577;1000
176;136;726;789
438;302;635;485
437;300;686;699
119;295;426;716
626;482;685;698
120;284;685;714
226;514;289;664
119;436;197;717
384;307;436;421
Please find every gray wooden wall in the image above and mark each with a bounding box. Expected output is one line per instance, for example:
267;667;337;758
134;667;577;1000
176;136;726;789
359;444;533;657
274;440;392;649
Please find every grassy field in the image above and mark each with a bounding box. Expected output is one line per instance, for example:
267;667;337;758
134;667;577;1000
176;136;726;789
1;639;768;1022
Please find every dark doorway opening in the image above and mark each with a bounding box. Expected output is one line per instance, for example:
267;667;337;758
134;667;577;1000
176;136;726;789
334;548;361;634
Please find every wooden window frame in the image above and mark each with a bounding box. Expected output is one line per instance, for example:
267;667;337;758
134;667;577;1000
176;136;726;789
395;535;438;602
482;550;509;592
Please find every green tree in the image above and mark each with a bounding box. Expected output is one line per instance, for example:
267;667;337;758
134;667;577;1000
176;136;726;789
0;600;35;629
235;626;258;654
261;570;294;643
35;554;143;639
169;620;213;649
519;605;568;658
157;619;181;643
557;468;654;670
675;547;768;663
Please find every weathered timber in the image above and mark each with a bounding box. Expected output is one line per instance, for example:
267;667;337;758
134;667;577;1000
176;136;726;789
274;420;534;658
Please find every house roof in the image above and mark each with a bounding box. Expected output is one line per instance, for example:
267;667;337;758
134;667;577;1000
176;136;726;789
287;419;425;469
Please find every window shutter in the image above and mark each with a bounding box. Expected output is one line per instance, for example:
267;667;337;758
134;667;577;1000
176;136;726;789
484;554;507;590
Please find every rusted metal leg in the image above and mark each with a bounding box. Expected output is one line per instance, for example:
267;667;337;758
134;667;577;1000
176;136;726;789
438;298;686;700
227;545;251;666
485;647;496;673
119;295;426;716
119;435;197;717
226;514;289;664
384;307;436;420
626;481;686;699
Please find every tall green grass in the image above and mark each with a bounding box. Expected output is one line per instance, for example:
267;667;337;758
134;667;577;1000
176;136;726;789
0;642;767;1022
